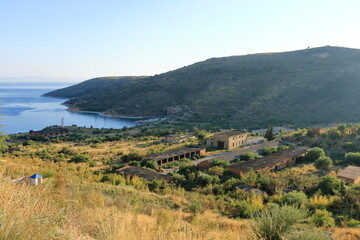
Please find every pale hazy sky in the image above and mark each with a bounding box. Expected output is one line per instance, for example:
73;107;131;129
0;0;359;81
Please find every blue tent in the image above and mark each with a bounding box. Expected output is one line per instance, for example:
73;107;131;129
30;174;43;179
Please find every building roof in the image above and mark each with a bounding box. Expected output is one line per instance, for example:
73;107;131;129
228;146;308;173
228;155;287;172
271;146;309;159
116;166;172;182
30;174;43;179
338;165;360;180
214;130;247;137
146;146;205;161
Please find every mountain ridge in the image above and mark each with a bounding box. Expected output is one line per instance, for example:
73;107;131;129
45;46;360;128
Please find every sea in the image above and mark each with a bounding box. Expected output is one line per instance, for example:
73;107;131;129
0;82;140;134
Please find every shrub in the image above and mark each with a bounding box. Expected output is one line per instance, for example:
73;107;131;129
235;195;264;218
314;157;333;171
69;154;90;163
251;205;308;240
239;152;261;161
281;191;308;207
318;176;345;195
210;159;230;168
310;209;335;227
344;152;360;165
343;142;357;152
346;218;360;228
309;194;335;209
305;148;326;162
207;166;225;176
144;160;159;170
196;173;214;186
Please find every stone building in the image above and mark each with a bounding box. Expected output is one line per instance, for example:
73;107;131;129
206;130;248;150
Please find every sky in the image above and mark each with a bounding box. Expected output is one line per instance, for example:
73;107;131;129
0;0;360;82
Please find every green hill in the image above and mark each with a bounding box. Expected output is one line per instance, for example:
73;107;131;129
46;46;360;128
44;76;145;99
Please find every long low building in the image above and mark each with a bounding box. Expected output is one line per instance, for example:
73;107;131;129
227;146;309;177
146;146;206;165
116;166;172;182
197;140;282;170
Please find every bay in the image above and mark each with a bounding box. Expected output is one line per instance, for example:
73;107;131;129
0;82;139;134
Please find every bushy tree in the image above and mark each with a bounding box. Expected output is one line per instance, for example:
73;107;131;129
314;156;333;170
196;173;214;186
318;176;345;195
310;209;335;227
69;154;90;163
207;166;224;176
281;191;308;207
144;160;159;170
305;147;326;161
345;152;360;165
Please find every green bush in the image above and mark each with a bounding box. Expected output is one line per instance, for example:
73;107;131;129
314;157;333;170
281;191;308;207
310;209;335;227
69;154;90;163
239;152;261;161
318;176;345;195
345;152;360;165
305;148;326;162
251;205;308;240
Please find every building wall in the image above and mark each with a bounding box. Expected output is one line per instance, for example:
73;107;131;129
197;160;211;170
207;133;248;150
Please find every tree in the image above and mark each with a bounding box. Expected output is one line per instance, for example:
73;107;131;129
305;147;326;161
314;157;333;171
264;125;276;141
310;209;335;227
318;176;345;195
345;152;360;165
144;160;159;170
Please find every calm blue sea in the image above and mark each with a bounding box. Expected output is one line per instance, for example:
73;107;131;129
0;82;139;134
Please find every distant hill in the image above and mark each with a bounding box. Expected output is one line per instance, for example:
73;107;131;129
44;76;145;99
46;46;360;128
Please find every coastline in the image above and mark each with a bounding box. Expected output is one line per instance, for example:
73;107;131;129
45;94;167;123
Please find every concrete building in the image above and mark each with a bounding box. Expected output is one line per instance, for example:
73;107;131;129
146;146;206;165
227;146;308;177
206;130;248;150
116;166;172;182
338;166;360;184
197;140;282;170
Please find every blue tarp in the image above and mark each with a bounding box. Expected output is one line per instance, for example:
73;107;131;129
30;174;43;179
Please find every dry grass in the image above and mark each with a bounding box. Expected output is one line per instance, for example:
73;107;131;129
332;228;360;240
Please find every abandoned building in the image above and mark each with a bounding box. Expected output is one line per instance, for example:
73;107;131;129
206;130;248;150
30;127;69;138
227;146;309;177
337;165;360;184
197;140;282;170
116;166;172;182
146;146;206;165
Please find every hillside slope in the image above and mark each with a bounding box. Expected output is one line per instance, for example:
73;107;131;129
47;46;360;127
44;76;145;99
